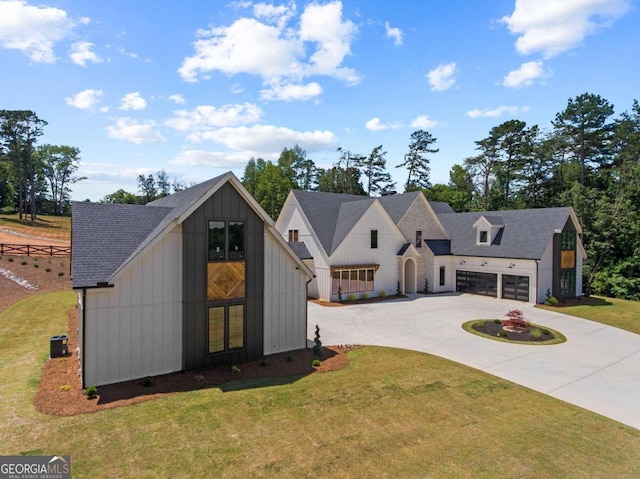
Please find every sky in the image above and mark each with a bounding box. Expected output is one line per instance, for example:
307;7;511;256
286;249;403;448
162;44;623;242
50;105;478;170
0;0;638;201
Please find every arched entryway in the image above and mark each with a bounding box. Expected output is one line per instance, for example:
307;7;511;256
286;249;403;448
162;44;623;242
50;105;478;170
403;258;417;294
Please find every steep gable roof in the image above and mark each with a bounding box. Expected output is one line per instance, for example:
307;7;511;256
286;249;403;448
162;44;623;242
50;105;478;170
291;190;374;255
428;201;455;215
378;191;420;223
437;207;576;259
73;173;312;289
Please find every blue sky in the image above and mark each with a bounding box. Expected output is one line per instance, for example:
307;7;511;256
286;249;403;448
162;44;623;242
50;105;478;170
0;0;638;201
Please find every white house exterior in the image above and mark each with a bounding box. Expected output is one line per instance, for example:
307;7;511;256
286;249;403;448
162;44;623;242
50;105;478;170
72;173;313;387
276;190;585;305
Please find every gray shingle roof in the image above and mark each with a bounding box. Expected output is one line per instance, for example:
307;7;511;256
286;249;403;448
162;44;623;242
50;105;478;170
425;239;451;255
428;201;455;214
72;174;228;288
378;191;420;223
437;207;574;259
480;215;504;226
288;241;312;260
291;190;373;255
72;202;173;288
397;243;412;256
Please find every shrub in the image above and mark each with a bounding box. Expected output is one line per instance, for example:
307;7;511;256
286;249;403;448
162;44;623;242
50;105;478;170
360;292;369;300
493;319;501;324
337;285;343;303
498;331;508;338
424;277;429;294
193;374;204;382
21;261;27;265
544;288;559;306
59;384;71;392
84;386;98;399
396;281;401;295
231;365;241;373
542;329;551;336
0;206;16;214
312;359;321;367
8;257;13;262
45;267;51;272
58;272;64;277
285;355;293;362
34;263;39;268
313;324;322;356
259;359;269;367
347;293;356;302
141;376;153;387
530;328;542;339
380;290;387;298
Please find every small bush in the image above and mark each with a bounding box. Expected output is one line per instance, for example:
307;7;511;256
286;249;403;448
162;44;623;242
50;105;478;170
544;288;559;306
231;365;241;373
0;206;16;214
45;267;51;272
259;359;269;367
313;324;322;356
360;292;369;300
34;263;39;268
59;384;71;392
424;277;429;294
8;257;14;262
58;272;64;277
337;285;343;303
21;261;27;265
498;331;508;338
312;359;321;367
493;319;501;324
396;281;401;295
285;355;293;362
380;290;387;298
84;386;98;399
193;374;204;382
141;376;153;387
347;293;356;302
530;328;542;339
542;329;551;336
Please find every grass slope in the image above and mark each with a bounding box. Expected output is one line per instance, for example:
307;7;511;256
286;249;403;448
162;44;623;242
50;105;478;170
0;213;71;242
1;292;639;478
538;296;640;335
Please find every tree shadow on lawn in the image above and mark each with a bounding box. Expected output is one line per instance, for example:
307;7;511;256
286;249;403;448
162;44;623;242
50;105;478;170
551;296;613;308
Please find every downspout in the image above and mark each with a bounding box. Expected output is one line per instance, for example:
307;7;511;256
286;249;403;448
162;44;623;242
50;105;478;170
306;275;314;350
535;259;540;304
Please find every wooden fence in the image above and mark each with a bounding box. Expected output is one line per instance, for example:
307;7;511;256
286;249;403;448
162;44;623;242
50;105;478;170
0;243;70;257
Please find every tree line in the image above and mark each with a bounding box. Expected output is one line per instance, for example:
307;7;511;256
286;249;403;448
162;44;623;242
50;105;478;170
0;110;85;219
240;93;640;301
100;170;189;205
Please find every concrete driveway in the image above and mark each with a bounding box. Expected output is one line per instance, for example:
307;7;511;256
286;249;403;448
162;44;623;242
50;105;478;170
308;293;640;430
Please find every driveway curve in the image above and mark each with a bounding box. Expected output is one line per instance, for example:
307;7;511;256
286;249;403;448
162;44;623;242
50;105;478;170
308;293;640;430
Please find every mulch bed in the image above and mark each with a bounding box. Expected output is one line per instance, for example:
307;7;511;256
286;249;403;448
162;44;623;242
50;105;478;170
472;320;557;342
35;308;356;416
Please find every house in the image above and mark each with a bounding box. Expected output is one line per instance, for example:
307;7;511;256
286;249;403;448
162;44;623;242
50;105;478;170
275;190;585;304
72;172;313;387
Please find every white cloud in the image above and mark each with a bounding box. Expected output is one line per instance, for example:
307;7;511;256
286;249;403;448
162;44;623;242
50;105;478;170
170;149;255;168
500;0;630;58
169;94;186;104
385;21;403;46
260;82;322;102
426;62;457;91
65;89;107;111
78;17;91;25
193;124;337;152
119;92;147;111
503;61;552;88
0;0;73;63
166;103;262;134
365;117;400;132
410;115;438;129
69;41;102;67
178;1;359;97
467;105;530;119
106;117;166;144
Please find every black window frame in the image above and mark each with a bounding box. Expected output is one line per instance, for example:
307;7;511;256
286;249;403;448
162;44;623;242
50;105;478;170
371;229;378;249
416;230;422;248
208;220;245;261
479;230;488;244
439;266;445;286
207;303;246;355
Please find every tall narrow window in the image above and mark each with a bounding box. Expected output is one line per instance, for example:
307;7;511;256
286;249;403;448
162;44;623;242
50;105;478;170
288;229;299;242
228;221;245;260
439;266;446;286
479;230;488;244
208;221;226;261
208;307;225;354
416;231;422;248
228;305;244;350
371;229;378;249
331;271;340;294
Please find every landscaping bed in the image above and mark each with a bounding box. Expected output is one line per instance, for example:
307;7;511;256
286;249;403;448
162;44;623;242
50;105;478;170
462;310;566;345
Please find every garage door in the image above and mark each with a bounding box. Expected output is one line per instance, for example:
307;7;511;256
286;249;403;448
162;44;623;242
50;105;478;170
502;275;530;302
456;270;498;297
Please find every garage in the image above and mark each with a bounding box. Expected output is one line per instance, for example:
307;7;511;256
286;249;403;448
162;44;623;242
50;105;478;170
456;270;498;297
502;274;530;302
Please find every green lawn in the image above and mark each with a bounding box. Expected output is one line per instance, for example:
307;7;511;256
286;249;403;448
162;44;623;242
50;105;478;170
2;292;639;478
538;295;640;335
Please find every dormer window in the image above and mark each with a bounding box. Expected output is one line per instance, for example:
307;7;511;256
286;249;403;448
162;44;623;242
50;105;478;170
479;230;488;244
473;215;504;246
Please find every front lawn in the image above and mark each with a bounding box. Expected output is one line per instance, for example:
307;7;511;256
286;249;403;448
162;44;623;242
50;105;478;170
1;292;639;478
538;295;640;335
0;213;71;242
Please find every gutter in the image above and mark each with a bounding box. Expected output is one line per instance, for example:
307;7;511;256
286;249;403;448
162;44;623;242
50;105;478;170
81;288;86;388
